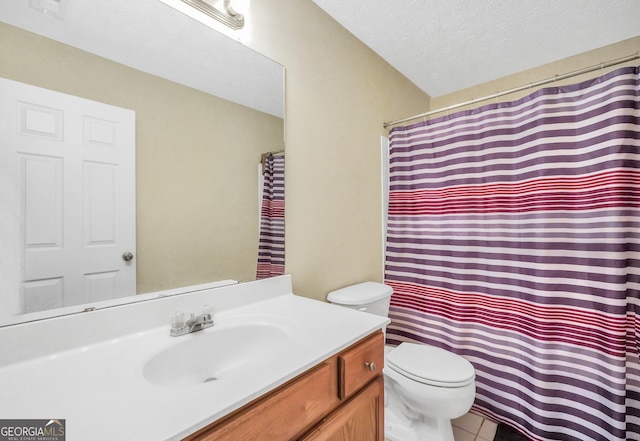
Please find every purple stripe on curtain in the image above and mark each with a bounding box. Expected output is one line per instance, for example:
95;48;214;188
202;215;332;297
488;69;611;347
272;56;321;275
256;154;285;279
385;66;640;441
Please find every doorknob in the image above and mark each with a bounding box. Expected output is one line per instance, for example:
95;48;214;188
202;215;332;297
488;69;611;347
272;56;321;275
122;252;134;262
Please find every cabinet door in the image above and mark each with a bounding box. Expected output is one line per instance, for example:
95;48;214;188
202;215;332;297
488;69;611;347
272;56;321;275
299;376;383;441
185;361;339;441
338;331;384;399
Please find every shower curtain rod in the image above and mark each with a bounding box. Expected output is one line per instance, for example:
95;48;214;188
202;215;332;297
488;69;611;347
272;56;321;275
383;52;640;129
260;149;284;173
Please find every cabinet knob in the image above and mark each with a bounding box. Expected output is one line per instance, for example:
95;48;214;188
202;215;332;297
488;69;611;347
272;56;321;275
365;361;376;372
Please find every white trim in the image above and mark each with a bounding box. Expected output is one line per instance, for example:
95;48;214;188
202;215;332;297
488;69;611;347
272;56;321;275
381;136;390;280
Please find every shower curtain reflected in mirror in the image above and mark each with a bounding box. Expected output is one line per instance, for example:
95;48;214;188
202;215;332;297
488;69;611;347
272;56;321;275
256;153;285;279
385;66;640;441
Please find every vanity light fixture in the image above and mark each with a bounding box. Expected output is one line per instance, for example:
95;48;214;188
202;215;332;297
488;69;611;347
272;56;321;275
178;0;249;30
29;0;69;19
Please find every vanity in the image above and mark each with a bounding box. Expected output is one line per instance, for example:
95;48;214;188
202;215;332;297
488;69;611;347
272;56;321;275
187;331;384;440
0;275;388;440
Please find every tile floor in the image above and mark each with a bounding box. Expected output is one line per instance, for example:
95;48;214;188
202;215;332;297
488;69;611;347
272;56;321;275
451;411;498;441
384;411;498;441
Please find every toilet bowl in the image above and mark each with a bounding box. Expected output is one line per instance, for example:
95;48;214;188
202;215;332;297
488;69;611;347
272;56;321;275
384;342;475;441
327;282;476;441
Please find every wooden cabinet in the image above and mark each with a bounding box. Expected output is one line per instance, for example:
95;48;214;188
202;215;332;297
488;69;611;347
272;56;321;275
184;331;384;441
300;377;383;441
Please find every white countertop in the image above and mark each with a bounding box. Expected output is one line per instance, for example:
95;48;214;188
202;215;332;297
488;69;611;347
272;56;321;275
0;277;388;441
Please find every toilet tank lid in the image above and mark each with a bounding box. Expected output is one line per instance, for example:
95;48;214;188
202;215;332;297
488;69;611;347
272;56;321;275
327;281;393;305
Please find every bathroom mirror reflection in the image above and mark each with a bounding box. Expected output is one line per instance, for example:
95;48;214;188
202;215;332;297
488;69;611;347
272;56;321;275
0;0;284;326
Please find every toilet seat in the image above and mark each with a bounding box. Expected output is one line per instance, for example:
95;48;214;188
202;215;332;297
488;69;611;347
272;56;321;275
386;343;475;388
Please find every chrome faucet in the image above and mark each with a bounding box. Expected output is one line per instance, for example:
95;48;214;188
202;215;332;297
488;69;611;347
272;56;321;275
170;306;214;337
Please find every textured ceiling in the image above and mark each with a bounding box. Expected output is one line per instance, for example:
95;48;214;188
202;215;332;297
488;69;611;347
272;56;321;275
312;0;640;97
0;0;284;117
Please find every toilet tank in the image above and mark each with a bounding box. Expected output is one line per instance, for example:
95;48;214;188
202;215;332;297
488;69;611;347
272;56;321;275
327;281;393;318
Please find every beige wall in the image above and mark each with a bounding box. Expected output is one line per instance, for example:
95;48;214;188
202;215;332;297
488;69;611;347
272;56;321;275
245;0;432;301
0;0;431;303
244;1;638;302
4;2;637;306
0;23;284;293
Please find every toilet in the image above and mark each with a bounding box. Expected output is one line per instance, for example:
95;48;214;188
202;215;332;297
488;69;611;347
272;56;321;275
327;282;476;441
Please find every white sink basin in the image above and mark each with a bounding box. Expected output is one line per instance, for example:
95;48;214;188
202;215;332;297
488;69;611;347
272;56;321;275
142;320;292;387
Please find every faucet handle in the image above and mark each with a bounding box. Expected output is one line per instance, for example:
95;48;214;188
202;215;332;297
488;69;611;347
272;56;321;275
170;311;185;332
202;305;213;318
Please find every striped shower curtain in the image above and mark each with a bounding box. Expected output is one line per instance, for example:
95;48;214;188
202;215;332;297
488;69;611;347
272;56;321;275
256;153;285;279
385;66;640;440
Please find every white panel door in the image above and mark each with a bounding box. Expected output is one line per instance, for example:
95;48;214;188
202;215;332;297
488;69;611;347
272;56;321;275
0;78;136;315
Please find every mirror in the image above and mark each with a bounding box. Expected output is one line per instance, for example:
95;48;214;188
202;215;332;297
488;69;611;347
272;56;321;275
0;0;284;326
